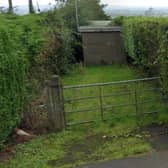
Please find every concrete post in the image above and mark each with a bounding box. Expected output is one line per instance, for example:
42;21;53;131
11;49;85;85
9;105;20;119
46;75;65;131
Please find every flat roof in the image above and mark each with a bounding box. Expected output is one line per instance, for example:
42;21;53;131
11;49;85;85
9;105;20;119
79;26;122;33
88;20;111;27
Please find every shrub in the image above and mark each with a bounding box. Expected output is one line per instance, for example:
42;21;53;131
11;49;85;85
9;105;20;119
40;11;74;75
112;16;125;26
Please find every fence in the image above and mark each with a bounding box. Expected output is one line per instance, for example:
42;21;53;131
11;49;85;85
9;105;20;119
46;76;167;131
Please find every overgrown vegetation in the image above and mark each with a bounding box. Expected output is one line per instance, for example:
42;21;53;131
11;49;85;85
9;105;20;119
0;0;108;148
0;13;73;147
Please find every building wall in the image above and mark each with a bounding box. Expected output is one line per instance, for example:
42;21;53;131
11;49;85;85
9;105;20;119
82;31;126;65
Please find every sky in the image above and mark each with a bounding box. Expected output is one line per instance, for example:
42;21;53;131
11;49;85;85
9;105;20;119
0;0;168;7
101;0;168;7
0;0;56;6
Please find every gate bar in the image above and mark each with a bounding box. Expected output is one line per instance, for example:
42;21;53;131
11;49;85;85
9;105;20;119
63;77;160;89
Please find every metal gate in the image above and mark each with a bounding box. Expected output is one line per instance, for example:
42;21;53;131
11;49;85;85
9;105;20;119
63;77;167;127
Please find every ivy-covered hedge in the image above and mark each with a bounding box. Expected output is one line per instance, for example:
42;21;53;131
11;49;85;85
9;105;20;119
123;17;168;92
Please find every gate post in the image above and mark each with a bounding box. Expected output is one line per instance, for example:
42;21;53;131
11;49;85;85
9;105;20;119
134;81;140;126
46;75;65;131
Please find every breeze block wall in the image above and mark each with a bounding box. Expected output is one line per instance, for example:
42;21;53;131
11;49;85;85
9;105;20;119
80;26;126;65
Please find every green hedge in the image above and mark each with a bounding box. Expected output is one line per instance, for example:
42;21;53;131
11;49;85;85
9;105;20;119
0;14;74;147
0;27;27;146
0;14;45;146
123;17;168;92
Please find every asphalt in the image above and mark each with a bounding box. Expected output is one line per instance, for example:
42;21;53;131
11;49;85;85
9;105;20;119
78;125;168;168
79;150;168;168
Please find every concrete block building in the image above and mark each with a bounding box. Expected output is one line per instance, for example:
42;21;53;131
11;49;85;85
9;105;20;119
79;25;126;65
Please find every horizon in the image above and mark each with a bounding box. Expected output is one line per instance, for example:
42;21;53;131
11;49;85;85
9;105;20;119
0;0;168;8
102;0;168;8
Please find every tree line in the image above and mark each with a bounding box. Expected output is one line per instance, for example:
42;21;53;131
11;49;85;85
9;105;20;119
8;0;34;13
7;0;67;14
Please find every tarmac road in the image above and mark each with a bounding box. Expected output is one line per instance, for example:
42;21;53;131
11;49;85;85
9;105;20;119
79;150;168;168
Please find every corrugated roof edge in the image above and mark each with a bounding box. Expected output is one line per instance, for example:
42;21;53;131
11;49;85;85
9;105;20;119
79;26;122;33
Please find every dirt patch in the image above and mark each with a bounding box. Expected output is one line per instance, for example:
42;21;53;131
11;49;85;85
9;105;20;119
0;130;35;164
143;124;168;136
0;146;15;163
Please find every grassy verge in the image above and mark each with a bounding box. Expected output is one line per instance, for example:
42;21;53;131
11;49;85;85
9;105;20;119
0;65;167;168
0;124;151;168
